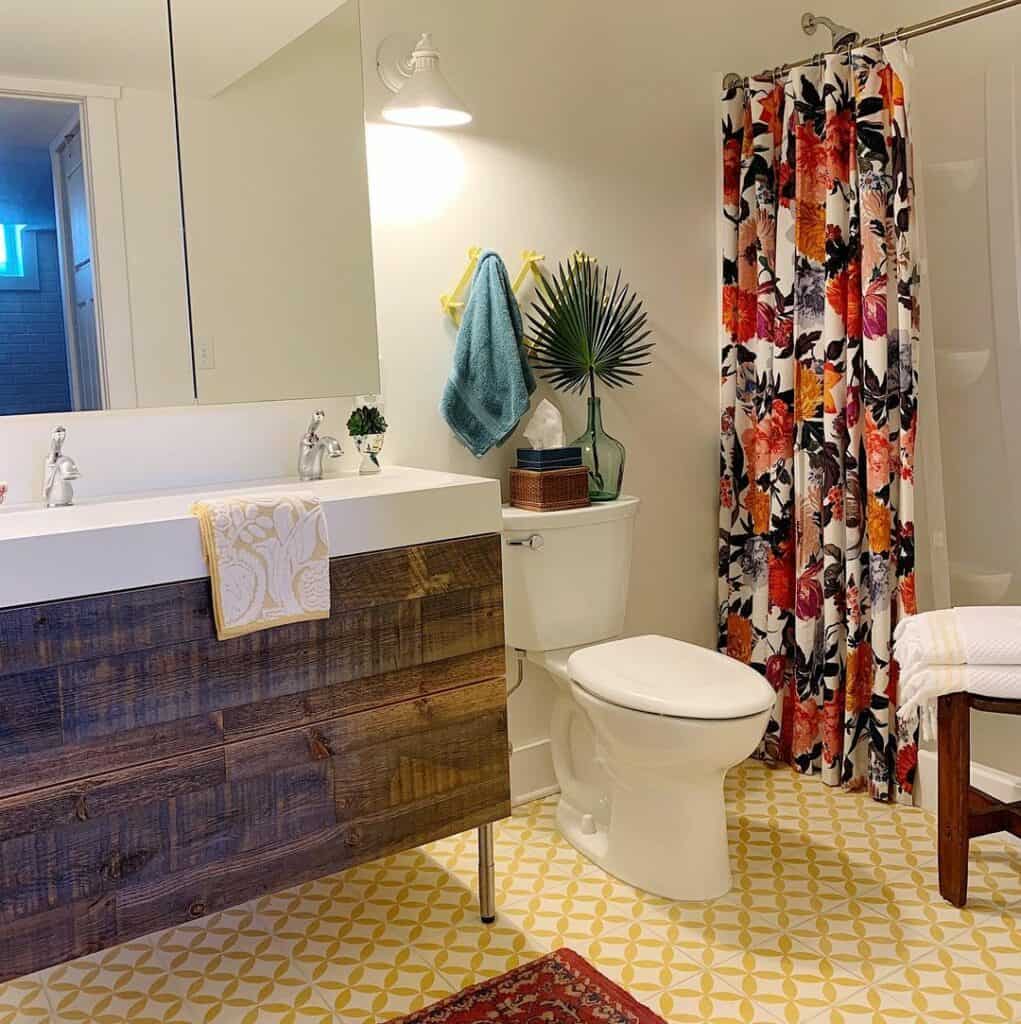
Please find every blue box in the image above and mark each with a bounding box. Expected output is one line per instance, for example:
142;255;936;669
516;447;582;470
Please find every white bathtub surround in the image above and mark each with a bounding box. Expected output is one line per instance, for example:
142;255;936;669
916;746;1021;850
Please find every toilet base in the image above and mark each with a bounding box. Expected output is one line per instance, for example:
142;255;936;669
556;771;734;902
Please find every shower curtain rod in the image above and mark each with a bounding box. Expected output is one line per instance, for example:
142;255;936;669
723;0;1021;88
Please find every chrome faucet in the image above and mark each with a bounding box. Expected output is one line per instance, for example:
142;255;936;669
44;426;80;508
298;410;343;482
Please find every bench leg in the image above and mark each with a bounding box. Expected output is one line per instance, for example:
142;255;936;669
478;823;496;923
938;693;970;908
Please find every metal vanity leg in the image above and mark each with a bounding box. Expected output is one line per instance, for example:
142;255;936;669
478;822;496;923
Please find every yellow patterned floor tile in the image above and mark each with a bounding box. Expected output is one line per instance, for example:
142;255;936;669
639;894;812;970
863;857;1020;936
939;920;1021;996
500;881;651;947
0;976;52;1023
396;910;540;991
787;897;940;984
143;911;334;1024
706;939;870;1023
802;985;930;1023
44;941;181;1024
297;943;454;1022
866;944;1019;1023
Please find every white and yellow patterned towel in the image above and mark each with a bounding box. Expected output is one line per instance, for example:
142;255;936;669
191;494;330;641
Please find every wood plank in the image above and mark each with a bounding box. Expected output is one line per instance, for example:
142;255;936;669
1;592;499;795
58;601;422;746
0;762;335;925
0;681;507;926
422;585;504;663
329;534;502;614
0;748;227;843
969;695;1021;716
0;536;502;677
222;647;506;740
0;711;225;802
224;679;507;783
0;895;116;983
0;668;61;760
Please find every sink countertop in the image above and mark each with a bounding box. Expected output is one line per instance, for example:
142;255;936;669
0;467;502;608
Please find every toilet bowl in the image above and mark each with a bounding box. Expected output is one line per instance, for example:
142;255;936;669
503;498;774;901
563;636;772;900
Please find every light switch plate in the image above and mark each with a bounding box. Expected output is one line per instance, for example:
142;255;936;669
196;337;215;370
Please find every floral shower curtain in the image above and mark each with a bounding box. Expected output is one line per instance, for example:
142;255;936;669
718;46;919;803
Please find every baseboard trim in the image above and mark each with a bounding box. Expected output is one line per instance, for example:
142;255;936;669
917;748;1021;848
510;737;557;807
512;783;560;808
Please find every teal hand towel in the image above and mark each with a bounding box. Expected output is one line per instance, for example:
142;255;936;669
441;250;536;457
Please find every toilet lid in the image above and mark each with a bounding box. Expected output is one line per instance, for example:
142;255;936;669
567;635;775;720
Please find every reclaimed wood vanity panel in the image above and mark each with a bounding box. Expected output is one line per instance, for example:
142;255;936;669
0;535;509;982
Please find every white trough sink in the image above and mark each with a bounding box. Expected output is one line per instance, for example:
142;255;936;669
0;467;501;608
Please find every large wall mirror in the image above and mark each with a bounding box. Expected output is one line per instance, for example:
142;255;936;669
0;0;378;417
171;0;379;405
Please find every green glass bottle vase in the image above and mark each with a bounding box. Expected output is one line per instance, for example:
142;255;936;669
573;396;625;502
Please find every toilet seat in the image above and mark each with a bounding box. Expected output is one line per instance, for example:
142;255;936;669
567;634;774;721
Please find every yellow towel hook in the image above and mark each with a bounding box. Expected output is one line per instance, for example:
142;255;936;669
441;247;546;327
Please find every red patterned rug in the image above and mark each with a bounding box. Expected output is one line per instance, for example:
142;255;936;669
388;948;665;1023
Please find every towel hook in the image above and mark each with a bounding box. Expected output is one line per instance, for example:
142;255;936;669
441;248;547;327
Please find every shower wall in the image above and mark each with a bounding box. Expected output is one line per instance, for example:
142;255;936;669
909;13;1021;776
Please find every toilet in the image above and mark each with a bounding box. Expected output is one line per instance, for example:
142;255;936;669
502;496;774;901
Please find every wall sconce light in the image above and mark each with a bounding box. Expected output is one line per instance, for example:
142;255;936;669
376;33;472;129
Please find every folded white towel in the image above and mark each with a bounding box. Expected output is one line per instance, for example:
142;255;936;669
894;606;1021;675
897;664;1021;740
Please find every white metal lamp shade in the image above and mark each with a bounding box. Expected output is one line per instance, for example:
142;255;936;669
377;33;472;128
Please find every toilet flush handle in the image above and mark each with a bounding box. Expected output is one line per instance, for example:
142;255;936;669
506;533;544;550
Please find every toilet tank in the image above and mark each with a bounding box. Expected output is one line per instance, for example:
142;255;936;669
501;496;640;652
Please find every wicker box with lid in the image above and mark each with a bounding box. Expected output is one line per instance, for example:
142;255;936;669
509;466;590;512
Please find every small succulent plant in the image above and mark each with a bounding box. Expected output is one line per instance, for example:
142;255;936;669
347;406;388;437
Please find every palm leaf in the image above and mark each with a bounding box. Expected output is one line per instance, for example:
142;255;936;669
527;260;654;397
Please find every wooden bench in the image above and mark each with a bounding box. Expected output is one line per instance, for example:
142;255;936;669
938;692;1021;907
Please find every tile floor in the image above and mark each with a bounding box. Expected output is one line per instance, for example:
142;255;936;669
2;759;1019;1024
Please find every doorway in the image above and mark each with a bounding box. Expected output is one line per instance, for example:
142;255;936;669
0;93;103;415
